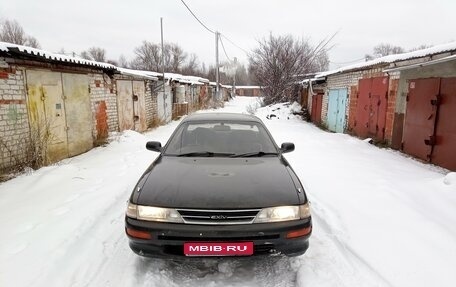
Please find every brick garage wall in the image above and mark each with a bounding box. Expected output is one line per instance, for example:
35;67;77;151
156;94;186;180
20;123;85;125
324;67;394;133
145;80;158;127
347;85;358;132
385;72;400;143
88;73;118;139
0;61;30;173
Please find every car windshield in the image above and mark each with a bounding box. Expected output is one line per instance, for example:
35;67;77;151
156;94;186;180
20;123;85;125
164;120;278;157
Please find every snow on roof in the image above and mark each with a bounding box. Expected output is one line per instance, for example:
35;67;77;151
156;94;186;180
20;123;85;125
318;41;456;78
163;73;209;85
0;41;116;69
117;68;158;81
383;54;456;72
0;41;210;84
0;42;8;52
236;86;262;89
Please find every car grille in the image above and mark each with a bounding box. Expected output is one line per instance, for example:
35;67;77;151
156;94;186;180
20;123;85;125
177;208;261;225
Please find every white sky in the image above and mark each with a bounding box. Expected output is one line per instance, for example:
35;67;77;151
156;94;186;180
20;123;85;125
1;0;455;70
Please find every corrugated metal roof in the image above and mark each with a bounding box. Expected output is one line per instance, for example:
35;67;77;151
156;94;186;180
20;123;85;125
318;41;456;78
0;41;210;83
0;41;116;69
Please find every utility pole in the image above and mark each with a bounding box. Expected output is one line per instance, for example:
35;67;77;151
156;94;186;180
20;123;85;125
161;17;166;120
215;31;220;101
233;57;237;97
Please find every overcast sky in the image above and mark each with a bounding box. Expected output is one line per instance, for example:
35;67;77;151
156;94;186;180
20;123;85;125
1;0;455;70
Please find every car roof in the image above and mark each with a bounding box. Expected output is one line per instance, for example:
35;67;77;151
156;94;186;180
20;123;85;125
181;113;263;123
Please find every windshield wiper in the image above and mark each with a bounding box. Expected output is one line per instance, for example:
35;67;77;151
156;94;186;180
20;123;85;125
177;151;235;157
230;151;278;158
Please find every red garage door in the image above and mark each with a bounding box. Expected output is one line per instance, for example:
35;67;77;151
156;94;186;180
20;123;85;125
311;93;323;124
402;78;440;161
432;78;456;170
354;77;389;140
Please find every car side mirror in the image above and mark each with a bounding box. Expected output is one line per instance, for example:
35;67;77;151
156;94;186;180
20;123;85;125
146;141;162;152
280;142;295;153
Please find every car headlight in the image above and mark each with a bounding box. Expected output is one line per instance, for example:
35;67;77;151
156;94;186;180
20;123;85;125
126;202;184;223
253;203;311;223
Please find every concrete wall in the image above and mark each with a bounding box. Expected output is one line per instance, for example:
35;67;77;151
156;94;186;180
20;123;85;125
396;60;456;114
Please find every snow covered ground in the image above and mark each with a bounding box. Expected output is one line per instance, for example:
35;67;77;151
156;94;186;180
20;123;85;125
1;97;455;287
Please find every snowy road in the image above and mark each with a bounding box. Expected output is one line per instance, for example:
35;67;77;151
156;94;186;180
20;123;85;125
1;97;455;287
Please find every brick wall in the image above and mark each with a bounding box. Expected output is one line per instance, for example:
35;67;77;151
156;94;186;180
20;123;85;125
0;63;30;173
145;80;158;127
88;73;118;139
347;85;358;132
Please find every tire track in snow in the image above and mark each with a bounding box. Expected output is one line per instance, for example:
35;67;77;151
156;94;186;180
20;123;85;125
307;198;394;287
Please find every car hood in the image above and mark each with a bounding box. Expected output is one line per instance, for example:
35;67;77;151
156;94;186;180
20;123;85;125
137;156;300;209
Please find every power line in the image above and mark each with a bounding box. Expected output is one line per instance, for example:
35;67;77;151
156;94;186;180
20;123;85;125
179;0;215;34
330;57;366;65
221;33;250;56
219;35;232;62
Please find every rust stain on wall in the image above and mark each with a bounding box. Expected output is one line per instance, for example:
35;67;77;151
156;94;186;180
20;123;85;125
96;100;108;140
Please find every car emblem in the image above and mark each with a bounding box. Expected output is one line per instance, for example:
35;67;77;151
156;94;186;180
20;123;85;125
210;215;227;220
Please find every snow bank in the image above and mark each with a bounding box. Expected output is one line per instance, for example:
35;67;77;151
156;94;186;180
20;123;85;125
443;172;456;186
256;102;302;120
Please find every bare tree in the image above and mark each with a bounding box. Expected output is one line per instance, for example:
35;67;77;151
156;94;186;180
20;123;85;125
169;44;187;72
80;47;107;62
181;53;199;75
118;54;129;68
234;64;250;86
25;36;41;48
0;19;41;48
131;41;192;73
249;34;330;104
409;44;432;52
130;41;162;71
374;43;404;57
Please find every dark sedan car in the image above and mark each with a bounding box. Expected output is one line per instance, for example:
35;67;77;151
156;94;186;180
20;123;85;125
125;113;312;258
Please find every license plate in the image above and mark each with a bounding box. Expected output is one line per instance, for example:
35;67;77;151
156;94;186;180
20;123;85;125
184;242;254;256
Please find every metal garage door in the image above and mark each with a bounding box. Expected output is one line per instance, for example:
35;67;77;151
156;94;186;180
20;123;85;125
402;78;440;161
117;80;134;131
311;93;323;124
432;78;456;170
370;77;389;140
327;88;347;133
26;70;69;164
62;73;93;157
157;85;172;123
354;77;389;140
132;80;147;132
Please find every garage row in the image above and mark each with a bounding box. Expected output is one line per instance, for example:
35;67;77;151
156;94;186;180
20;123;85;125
301;42;456;171
0;42;222;174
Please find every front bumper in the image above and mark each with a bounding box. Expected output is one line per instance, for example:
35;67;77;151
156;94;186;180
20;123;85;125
125;217;312;258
